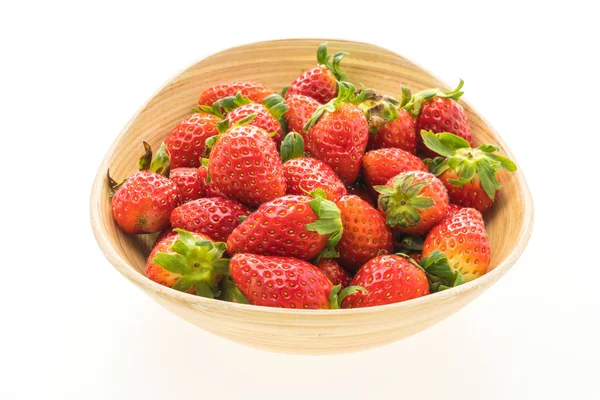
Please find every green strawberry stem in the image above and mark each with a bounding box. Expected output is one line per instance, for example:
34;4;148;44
218;91;253;113
281;86;289;97
152;229;230;298
138;141;153;171
374;174;435;228
329;285;368;309
218;277;250;304
316;42;348;81
303;81;366;131
195;101;225;119
417;250;465;293
138;141;171;176
358;89;402;134
262;94;289;120
403;79;465;118
305;189;344;261
280;131;305;162
421;130;517;200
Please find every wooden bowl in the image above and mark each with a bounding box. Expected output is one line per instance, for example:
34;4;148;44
90;39;534;354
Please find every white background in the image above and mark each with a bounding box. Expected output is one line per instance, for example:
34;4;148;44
1;1;598;399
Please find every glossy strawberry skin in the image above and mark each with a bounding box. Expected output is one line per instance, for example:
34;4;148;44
284;94;321;136
445;203;464;219
341;255;429;308
146;231;210;291
209;125;286;208
369;108;417;153
165;113;220;169
169;167;211;203
362;148;427;196
439;170;496;213
423;207;490;282
230;253;333;309
335;195;393;272
228;103;283;147
198;81;274;106
316;259;351;287
227;195;328;260
416;97;472;158
170;197;250;242
286;66;337;104
111;171;181;234
283;158;347;202
378;171;449;235
305;103;369;184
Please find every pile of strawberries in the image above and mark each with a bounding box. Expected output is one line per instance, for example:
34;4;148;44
109;43;517;309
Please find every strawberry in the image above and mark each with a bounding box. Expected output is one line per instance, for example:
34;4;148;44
341;254;429;308
315;258;351;287
280;132;347;202
208;124;286;208
374;171;449;235
303;82;369;183
227;191;343;261
220;93;289;148
110;143;180;234
404;80;472;158
284;94;320;136
445;203;464;219
198;81;274;107
422;207;490;286
170;197;250;242
335;194;393;272
169;167;208;203
147;229;229;297
359;88;417;153
421;130;517;213
362;148;427;197
230;253;363;309
285;42;347;104
164;113;220;169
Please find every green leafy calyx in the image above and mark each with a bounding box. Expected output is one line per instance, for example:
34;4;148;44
263;94;289;121
218;277;250;304
403;79;465;118
329;285;368;309
374;173;435;229
421;130;517;201
152;229;230;298
305;189;344;260
316;42;348;81
303;81;366;131
137;141;170;176
395;235;424;253
280;131;305;162
419;250;465;292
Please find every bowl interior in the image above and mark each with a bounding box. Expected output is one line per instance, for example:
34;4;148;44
91;39;532;313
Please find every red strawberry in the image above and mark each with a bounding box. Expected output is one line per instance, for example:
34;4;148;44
284;94;321;136
303;82;369;183
170;197;250;242
198;81;274;107
208;124;286;208
285;42;347;104
359;88;417;153
341;254;429;308
227;192;342;261
222;93;289;147
170;167;213;203
110;143;180;234
164;113;220;169
421;130;517;213
362;148;427;197
147;229;229;297
375;171;449;235
315;259;351;287
369;108;417;153
422;207;490;286
335;194;393;272
404;80;472;158
280;132;347;202
230;253;334;309
445;204;463;219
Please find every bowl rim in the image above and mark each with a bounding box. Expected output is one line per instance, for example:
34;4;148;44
89;38;534;316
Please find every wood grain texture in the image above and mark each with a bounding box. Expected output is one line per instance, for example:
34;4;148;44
90;39;534;354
